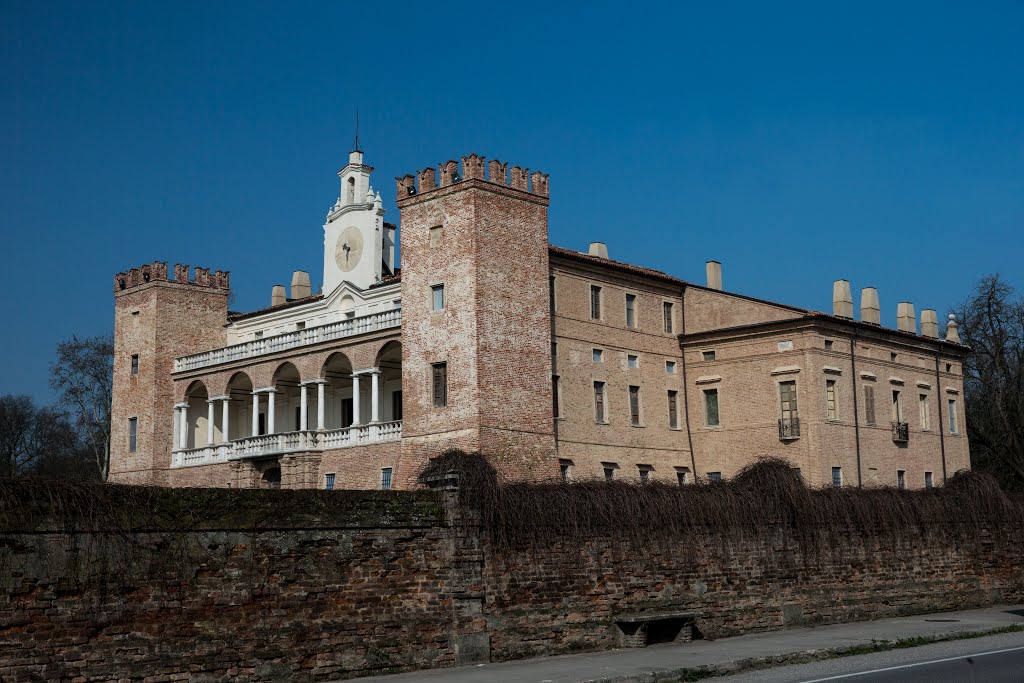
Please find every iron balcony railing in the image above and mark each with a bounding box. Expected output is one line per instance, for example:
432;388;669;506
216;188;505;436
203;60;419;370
892;421;910;443
778;417;801;440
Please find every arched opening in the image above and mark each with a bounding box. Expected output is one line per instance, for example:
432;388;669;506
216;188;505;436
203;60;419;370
261;467;282;490
226;372;254;440
271;362;303;433
322;353;354;430
184;380;210;449
347;177;355;204
376;341;403;422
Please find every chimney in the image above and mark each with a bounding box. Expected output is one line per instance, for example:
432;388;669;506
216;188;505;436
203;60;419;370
945;313;961;344
271;285;286;307
897;302;917;333
860;287;880;324
920;309;939;338
588;242;609;259
832;280;853;318
291;270;311;299
705;261;722;291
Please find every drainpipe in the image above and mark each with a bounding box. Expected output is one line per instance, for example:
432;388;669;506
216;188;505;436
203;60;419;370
679;285;698;477
935;352;948;484
849;333;863;487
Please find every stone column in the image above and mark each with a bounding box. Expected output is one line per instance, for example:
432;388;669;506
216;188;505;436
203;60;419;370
172;406;180;450
222;398;231;442
267;389;276;434
317;381;326;430
352;373;361;425
300;383;309;431
207;400;215;446
179;404;189;449
252;391;260;436
370;369;381;423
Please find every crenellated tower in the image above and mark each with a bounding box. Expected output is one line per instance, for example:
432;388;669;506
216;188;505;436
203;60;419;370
109;262;229;485
394;154;557;485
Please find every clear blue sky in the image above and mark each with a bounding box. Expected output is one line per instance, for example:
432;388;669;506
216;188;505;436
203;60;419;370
3;2;1022;403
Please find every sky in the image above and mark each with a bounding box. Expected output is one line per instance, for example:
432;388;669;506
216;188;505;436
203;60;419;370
2;1;1022;404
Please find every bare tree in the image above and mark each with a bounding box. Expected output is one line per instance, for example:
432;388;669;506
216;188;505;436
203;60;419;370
50;335;114;480
955;274;1024;491
0;395;40;476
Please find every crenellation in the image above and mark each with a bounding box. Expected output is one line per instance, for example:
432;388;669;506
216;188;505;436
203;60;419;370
417;167;437;192
530;171;549;197
462;153;486;179
439;159;460;187
396;173;416;197
194;267;211;287
509;165;529;191
488;159;508;185
173;263;190;283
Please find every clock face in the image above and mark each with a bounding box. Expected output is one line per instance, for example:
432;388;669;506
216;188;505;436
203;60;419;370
334;227;364;273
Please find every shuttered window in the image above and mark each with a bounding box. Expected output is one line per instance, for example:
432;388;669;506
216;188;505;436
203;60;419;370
432;363;447;408
594;381;606;422
629;386;641;426
826;380;837;420
663;302;673;333
779;381;798;420
668;390;679;429
590;285;602;319
864;385;876;425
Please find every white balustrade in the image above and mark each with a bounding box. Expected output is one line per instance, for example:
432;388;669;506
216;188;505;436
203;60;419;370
174;309;401;372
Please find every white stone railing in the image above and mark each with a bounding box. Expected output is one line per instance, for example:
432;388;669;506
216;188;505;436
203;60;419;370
170;421;402;468
174;309;402;372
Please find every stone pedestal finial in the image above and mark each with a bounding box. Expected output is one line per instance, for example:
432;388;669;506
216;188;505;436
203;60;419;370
921;310;939;338
588;242;609;259
897;302;917;334
945;313;961;344
832;280;853;318
861;288;881;325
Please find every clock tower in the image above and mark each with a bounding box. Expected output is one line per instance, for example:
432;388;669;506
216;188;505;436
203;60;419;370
322;149;393;294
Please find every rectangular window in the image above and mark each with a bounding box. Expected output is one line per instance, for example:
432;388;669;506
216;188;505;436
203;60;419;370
826;380;837;420
919;394;930;430
392;391;403;421
128;417;137;453
341;398;354;427
324;473;336;490
381;467;393;490
295;406;302;431
431;284;445;311
665;360;676;374
703;388;720;427
676;468;690;485
864;385;876;425
779;381;798;420
667;390;679;429
832;467;843;488
638;465;651;484
627;354;639;369
432;363;448;408
593;348;604;363
130;354;139;375
559;459;572;481
549;276;555;312
948;399;958;434
897;470;906;490
707;471;722;483
892;390;902;422
603;463;616;481
702;350;716;362
594;381;606;422
824;340;834;350
925;471;934;489
625;294;636;328
890;352;898;362
663;302;674;333
590;285;602;320
552;375;561;418
628;386;641;426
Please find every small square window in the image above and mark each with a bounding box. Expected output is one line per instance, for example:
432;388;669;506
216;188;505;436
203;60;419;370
627;354;639;369
665;360;676;374
381;467;393;490
675;467;690;485
702;350;716;362
638;465;651;484
945;363;952;373
593;348;604;363
890;352;898;362
130;354;139;375
824;340;834;351
254;331;263;339
559;459;573;481
707;471;722;483
603;463;617;481
431;284;445;311
296;322;305;330
324;473;336;490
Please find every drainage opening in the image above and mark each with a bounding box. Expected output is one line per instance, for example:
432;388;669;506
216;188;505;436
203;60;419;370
646;617;702;645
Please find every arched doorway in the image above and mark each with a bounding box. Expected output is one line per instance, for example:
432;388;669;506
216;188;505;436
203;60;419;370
321;352;354;430
261;467;282;489
226;371;254;439
375;341;403;422
271;362;302;433
184;380;209;448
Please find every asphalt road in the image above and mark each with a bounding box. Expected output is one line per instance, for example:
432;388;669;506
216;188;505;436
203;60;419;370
716;630;1024;683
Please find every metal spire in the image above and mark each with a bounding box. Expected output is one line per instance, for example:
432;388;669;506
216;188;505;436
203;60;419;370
352;106;361;153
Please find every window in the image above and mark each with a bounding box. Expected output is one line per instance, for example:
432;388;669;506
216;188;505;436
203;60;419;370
665;360;676;374
128;417;137;453
594;381;606;422
432;363;448;407
549;276;555;311
824;340;834;351
891;390;902;422
946;363;952;373
296;321;305;330
638;465;651;484
254;331;263;339
919;394;930;430
347;176;355;203
552;375;561;418
897;470;906;490
948;399;958;434
779;381;798;421
429;225;443;247
324;473;336;491
625;294;636;328
627;354;639;369
676;467;690;485
559;459;572;481
663;302;674;333
380;467;393;490
590;285;602;319
603;463;616;481
593;348;604;363
703;388;720;427
826;380;837;420
924;471;934;489
832;467;843;488
707;471;722;483
890;352;898;362
392;391;403;421
702;350;716;362
130;354;139;375
864;385;876;425
667;390;679;429
431;284;445;311
628;386;641;426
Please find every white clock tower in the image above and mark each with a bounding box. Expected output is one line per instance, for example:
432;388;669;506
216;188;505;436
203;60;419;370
322;150;393;294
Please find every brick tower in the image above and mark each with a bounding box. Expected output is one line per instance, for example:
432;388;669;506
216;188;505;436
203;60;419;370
395;155;558;485
109;262;230;485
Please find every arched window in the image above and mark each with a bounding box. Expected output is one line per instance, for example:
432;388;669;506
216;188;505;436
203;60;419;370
347;177;355;204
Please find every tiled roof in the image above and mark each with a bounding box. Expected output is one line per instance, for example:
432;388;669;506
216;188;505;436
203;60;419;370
548;245;687;286
228;294;324;322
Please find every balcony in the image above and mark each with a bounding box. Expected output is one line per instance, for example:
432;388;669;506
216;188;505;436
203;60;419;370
892;421;910;443
778;417;801;440
171;420;402;467
174;309;402;373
